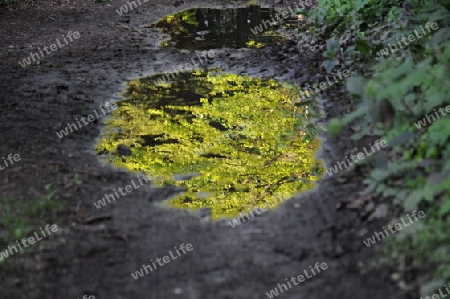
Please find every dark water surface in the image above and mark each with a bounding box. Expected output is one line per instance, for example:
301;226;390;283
151;5;287;50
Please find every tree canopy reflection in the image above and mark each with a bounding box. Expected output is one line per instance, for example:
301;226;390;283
97;71;324;219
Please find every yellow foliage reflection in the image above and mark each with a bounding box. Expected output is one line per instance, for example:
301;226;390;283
97;71;324;219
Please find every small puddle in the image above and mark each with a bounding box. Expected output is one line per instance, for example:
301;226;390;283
151;5;287;49
97;71;324;219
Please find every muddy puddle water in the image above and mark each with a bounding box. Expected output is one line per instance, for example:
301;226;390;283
151;5;287;49
97;71;324;219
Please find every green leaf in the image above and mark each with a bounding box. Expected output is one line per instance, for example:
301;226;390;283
327;39;341;53
346;76;367;97
323;59;339;73
421;280;446;297
356;39;370;55
327;118;343;136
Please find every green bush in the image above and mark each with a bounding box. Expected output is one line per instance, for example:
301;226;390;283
306;0;450;291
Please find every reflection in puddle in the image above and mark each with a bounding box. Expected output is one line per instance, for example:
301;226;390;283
97;71;323;219
151;5;287;50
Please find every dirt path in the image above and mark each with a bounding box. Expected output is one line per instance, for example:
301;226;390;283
0;0;406;298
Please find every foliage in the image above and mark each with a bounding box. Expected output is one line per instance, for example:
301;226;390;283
246;39;265;48
309;0;450;291
154;9;199;36
152;7;285;50
97;72;324;219
0;184;63;249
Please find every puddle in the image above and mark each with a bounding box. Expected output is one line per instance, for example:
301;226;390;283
151;5;288;50
97;71;324;219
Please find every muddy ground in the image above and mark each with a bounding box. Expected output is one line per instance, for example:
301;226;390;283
0;0;408;298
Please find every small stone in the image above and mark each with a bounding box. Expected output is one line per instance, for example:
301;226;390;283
117;144;131;156
334;244;344;256
391;272;401;281
368;203;389;220
357;228;368;237
174;287;182;294
172;173;201;181
397;280;407;290
335;176;348;183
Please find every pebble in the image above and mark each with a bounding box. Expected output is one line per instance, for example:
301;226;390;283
117;144;131;156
